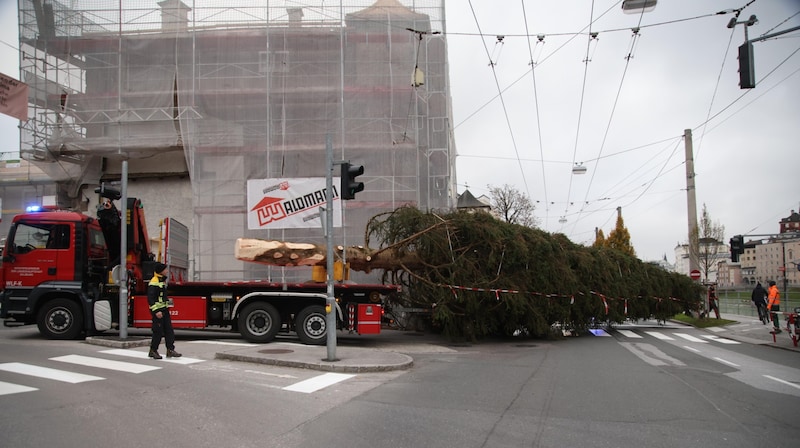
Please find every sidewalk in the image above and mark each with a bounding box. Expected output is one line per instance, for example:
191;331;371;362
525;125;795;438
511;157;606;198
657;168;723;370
711;312;800;352
86;329;457;373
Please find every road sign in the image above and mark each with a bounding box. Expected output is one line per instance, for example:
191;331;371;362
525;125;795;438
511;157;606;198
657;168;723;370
690;269;701;280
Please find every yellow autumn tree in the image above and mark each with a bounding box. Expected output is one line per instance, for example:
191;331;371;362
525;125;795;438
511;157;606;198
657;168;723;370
606;207;636;257
593;227;607;248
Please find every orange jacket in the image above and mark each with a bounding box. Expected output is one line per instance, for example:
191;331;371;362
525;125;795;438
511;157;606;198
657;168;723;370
767;284;780;310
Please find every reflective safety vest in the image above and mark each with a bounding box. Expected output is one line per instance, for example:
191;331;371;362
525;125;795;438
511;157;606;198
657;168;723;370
767;285;780;309
148;275;169;312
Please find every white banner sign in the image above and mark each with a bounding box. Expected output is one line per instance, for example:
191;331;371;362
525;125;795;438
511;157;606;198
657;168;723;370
0;73;29;121
246;178;342;230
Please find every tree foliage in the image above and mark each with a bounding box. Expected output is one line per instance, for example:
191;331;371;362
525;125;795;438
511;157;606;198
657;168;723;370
605;207;636;257
593;228;606;248
367;206;703;341
487;184;538;228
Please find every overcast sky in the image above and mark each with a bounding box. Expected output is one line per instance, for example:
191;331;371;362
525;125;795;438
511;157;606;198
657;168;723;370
1;0;798;263
445;0;799;262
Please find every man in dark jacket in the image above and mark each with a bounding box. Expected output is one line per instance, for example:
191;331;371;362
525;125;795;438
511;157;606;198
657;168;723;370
751;282;768;324
147;262;182;359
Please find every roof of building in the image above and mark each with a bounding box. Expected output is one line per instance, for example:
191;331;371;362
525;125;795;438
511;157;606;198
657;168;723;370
781;210;800;223
457;189;490;209
349;0;429;19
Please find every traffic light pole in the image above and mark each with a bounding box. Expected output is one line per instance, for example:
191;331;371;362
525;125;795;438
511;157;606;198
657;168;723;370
322;136;364;362
323;135;338;362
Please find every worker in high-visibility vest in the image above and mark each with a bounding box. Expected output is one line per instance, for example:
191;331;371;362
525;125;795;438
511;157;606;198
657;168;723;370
148;262;182;359
766;280;781;333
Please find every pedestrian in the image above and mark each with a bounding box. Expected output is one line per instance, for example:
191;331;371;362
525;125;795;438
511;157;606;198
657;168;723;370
707;285;720;319
148;262;182;359
766;280;781;333
751;282;768;324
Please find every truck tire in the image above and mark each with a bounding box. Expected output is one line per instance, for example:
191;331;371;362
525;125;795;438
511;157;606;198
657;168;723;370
238;302;280;343
37;298;84;340
296;305;328;345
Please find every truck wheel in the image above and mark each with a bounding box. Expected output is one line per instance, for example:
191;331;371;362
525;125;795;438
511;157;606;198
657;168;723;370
238;302;280;343
296;305;328;345
37;298;83;340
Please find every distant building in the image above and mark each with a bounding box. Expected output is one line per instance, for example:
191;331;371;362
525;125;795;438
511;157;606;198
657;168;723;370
646;254;674;272
673;240;728;284
779;210;800;234
13;0;454;281
456;189;491;212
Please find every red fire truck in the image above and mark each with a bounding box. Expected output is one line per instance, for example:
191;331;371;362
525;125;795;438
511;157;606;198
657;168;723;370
0;187;398;344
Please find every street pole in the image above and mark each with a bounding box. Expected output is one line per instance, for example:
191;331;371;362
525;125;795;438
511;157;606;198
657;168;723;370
782;240;789;310
684;129;699;276
119;160;128;339
324;135;338;362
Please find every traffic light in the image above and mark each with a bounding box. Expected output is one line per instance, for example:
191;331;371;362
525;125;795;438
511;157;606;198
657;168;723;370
729;234;744;262
340;162;364;200
738;42;755;89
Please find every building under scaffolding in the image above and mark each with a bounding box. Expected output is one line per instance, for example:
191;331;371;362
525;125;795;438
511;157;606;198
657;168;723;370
17;0;456;281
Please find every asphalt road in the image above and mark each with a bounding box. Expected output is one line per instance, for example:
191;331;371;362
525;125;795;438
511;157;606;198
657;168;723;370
1;322;798;447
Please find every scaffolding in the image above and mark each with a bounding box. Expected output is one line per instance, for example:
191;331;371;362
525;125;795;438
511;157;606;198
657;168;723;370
17;0;456;281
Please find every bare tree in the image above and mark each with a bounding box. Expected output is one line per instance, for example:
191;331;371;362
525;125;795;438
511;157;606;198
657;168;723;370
487;184;538;227
689;203;726;282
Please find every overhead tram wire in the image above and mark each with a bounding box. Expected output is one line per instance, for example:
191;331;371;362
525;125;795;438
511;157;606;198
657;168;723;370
449;8;741;133
692;10;800;137
571;5;799;236
562;137;685;232
694;12;740;163
555;0;623;230
466;0;531;198
521;0;550;218
571;17;645;236
618;137;684;211
692;45;800;134
564;0;604;222
704;64;800;135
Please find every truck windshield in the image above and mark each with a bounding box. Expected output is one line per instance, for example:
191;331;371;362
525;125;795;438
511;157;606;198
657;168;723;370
11;223;70;253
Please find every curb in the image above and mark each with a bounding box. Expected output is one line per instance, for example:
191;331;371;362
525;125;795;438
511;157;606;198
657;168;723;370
214;351;414;373
85;336;151;349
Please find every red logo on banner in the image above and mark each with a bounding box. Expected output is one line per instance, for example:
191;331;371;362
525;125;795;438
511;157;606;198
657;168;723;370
250;196;286;226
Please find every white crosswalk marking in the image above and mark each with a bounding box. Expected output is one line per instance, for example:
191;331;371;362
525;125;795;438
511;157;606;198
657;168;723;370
610;330;740;345
51;355;161;374
0;380;38;395
701;335;740;344
617;330;642;338
644;331;674;340
99;349;204;365
0;362;105;383
283;373;355;394
0;348;208;397
673;333;708;343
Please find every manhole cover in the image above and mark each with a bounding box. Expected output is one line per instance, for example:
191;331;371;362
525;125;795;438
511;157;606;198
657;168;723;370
515;344;537;348
258;349;294;354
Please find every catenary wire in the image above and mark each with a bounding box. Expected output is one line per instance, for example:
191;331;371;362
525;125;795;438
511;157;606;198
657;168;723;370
467;0;531;199
521;0;550;218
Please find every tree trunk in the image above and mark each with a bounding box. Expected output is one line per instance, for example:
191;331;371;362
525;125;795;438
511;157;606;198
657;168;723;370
234;238;419;272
